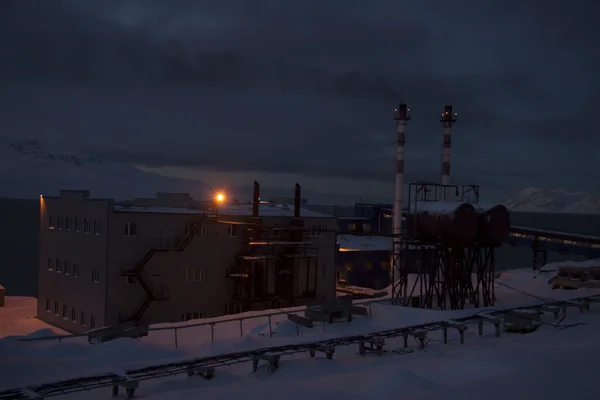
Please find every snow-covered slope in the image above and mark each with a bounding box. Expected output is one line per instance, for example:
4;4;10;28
504;187;600;214
0;140;212;200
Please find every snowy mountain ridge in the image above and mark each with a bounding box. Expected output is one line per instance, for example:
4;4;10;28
0;139;212;201
504;187;600;214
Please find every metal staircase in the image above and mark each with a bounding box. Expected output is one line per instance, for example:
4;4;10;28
122;219;205;323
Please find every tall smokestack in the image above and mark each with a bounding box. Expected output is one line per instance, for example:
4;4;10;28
392;104;411;283
294;183;301;218
440;105;457;187
252;181;260;217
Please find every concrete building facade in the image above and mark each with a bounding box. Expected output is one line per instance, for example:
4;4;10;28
37;189;337;333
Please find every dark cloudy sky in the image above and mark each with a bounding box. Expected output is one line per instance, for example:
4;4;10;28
1;0;599;203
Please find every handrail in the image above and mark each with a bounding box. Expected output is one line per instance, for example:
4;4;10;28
15;297;391;343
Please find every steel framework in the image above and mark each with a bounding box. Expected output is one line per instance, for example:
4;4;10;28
391;181;495;309
227;218;320;311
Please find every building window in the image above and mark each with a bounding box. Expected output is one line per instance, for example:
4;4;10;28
225;303;242;315
47;258;53;271
80;311;86;326
184;267;206;282
200;224;208;237
90;315;95;329
66;217;72;231
348;223;356;231
74;218;81;232
364;261;373;271
380;261;391;270
71;308;76;322
363;223;371;232
227;224;237;237
48;215;55;230
84;219;91;234
62;305;67;319
46;298;50;312
93;220;100;235
308;225;325;237
64;261;71;275
58;216;65;230
54;301;58;315
92;268;99;283
124;222;138;237
73;263;80;278
55;258;60;273
318;261;325;276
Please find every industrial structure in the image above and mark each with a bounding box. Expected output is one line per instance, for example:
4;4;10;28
389;104;511;310
391;104;410;286
37;184;338;333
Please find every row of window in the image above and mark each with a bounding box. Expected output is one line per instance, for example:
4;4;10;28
45;298;96;329
181;312;205;321
48;215;101;235
47;258;99;282
347;222;372;232
307;225;326;237
184;267;207;282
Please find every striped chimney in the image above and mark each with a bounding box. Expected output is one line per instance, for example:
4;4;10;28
440;105;457;187
392;104;411;282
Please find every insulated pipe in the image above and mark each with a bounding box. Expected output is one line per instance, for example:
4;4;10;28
252;181;260;217
392;104;411;282
440;105;457;187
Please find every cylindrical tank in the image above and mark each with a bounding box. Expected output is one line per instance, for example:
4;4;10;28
407;202;479;246
475;204;510;247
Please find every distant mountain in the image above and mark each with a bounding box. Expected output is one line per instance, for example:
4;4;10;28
504;187;600;214
0;139;212;200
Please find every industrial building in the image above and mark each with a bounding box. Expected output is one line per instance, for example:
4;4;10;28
37;184;338;333
336;235;392;290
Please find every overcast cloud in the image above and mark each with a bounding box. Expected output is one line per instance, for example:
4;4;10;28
1;0;599;202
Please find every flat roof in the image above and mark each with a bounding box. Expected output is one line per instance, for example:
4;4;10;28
338;234;392;252
113;203;334;218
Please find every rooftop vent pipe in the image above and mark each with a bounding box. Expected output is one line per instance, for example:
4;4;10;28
252;181;260;217
294;184;301;218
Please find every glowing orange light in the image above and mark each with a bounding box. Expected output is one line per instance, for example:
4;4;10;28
215;193;225;202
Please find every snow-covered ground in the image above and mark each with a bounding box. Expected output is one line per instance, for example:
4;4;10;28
2;268;600;399
0;297;66;338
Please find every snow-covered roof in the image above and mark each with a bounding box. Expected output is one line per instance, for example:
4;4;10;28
113;206;202;215
112;203;335;218
338;234;392;252
216;203;334;218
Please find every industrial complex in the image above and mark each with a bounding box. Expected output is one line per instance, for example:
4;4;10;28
0;104;593;336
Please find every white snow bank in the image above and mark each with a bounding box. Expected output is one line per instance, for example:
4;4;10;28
0;297;66;339
541;259;600;270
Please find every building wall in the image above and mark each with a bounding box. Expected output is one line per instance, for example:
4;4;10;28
0;198;39;296
336;250;391;290
105;209;203;326
134;220;242;323
37;191;111;334
105;211;338;325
